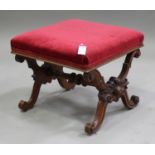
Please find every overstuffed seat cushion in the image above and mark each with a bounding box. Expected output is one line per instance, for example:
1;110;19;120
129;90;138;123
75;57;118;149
11;19;144;71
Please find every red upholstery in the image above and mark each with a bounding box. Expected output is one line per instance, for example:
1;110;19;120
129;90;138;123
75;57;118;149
11;19;144;71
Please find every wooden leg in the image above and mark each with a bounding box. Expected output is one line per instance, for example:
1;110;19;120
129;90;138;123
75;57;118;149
85;100;107;135
83;70;108;135
18;78;42;112
121;90;139;109
84;49;141;134
15;55;53;112
118;49;141;109
118;49;141;80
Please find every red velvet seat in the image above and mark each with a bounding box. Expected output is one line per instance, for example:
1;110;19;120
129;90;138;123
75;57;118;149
11;19;144;71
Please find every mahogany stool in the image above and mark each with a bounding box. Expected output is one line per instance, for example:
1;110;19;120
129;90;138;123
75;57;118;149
11;19;144;135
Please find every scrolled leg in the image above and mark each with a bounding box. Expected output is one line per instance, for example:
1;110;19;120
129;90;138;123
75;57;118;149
118;49;141;80
18;78;42;112
117;49;141;109
85;100;107;135
16;55;53;112
83;69;109;135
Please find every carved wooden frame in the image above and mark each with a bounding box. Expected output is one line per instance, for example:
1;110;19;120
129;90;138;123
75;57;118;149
15;49;141;135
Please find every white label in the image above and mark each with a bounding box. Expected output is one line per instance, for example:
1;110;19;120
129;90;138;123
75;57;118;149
78;44;87;55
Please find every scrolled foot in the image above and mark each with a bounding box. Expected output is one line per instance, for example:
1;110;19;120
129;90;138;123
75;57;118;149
121;90;139;110
131;95;139;106
18;100;34;112
85;122;98;135
85;100;107;135
124;96;139;109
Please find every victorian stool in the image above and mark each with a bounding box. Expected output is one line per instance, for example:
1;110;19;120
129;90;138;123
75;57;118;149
11;19;144;135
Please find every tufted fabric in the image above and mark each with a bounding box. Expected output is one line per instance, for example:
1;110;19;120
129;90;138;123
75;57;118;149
11;19;144;71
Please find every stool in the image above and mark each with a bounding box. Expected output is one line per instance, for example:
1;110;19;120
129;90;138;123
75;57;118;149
11;19;144;135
